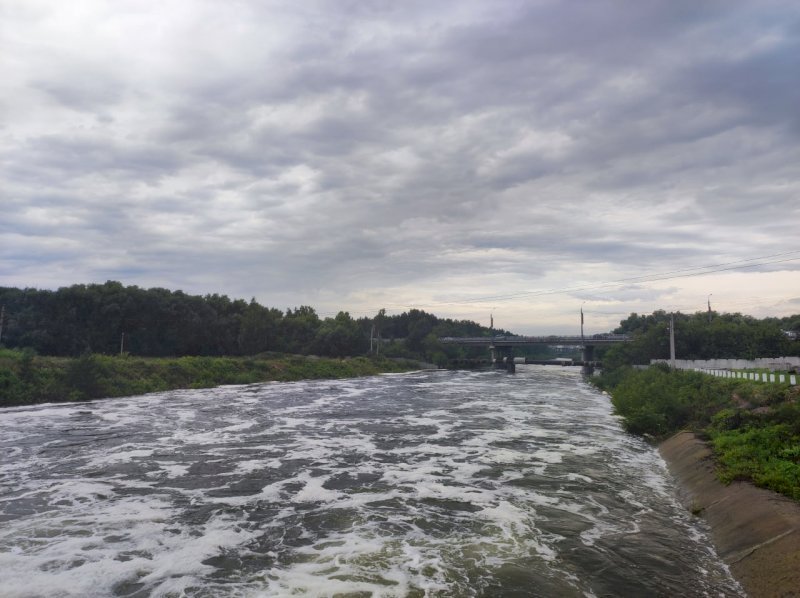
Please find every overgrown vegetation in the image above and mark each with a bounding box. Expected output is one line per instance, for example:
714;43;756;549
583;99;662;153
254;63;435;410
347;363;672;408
594;365;800;501
0;348;418;407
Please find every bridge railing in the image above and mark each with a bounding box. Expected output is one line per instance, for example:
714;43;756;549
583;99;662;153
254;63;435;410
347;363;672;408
439;334;630;345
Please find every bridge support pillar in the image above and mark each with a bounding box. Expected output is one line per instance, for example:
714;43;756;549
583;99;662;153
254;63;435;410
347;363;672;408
505;348;515;373
582;345;594;363
582;344;595;376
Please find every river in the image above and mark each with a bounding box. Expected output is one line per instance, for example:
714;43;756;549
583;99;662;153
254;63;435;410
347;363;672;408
0;367;743;597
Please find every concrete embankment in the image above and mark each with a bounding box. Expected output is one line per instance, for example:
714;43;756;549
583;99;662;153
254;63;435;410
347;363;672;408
659;432;800;597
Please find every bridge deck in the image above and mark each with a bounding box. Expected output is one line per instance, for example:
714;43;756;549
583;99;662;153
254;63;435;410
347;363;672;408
439;335;630;347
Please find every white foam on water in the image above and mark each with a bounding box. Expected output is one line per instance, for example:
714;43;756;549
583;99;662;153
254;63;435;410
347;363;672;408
450;498;563;573
565;473;593;483
292;471;343;503
205;477;288;507
530;449;564;464
0;487;256;598
86;447;154;466
235;459;266;474
153;462;191;478
219;420;258;433
255;533;453;598
479;447;532;464
401;414;456;439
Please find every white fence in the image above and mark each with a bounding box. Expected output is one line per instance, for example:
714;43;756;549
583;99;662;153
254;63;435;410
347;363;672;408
690;368;798;385
651;357;800;371
650;357;799;386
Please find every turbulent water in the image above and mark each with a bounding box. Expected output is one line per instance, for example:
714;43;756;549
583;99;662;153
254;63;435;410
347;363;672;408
1;367;743;597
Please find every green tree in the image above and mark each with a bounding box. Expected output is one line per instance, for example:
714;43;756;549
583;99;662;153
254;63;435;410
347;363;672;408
280;306;321;354
311;312;366;357
238;300;282;355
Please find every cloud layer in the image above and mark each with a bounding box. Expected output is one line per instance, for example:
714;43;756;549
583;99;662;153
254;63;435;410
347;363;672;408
2;0;799;332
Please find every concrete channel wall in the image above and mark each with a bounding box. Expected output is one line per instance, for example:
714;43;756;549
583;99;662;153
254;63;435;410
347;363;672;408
650;357;800;385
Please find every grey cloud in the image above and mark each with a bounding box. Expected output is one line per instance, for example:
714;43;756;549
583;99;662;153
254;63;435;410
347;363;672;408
7;135;185;185
685;44;800;133
34;76;124;113
3;0;799;329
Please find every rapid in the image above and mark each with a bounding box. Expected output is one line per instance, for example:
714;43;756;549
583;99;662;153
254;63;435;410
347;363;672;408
0;367;743;597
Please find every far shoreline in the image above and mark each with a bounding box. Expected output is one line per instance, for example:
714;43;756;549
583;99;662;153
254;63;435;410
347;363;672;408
0;351;428;408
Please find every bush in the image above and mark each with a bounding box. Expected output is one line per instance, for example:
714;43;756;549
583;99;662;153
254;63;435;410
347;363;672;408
65;353;103;400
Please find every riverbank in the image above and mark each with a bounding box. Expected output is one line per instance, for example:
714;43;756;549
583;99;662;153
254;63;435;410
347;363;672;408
659;431;800;597
0;349;421;407
592;365;800;501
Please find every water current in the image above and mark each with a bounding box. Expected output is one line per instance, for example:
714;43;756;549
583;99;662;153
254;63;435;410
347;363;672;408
1;367;743;597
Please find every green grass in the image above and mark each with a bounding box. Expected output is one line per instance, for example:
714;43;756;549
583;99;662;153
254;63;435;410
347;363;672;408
0;349;418;407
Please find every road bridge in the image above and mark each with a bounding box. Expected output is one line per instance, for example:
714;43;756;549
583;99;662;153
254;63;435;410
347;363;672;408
439;334;631;372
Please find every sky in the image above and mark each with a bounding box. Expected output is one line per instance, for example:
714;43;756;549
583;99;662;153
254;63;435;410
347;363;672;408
2;0;799;334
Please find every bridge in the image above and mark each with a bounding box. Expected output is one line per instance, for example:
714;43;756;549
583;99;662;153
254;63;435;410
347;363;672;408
439;334;631;373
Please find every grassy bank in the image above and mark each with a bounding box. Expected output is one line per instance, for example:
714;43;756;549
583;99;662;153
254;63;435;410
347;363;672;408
0;348;419;407
593;365;800;501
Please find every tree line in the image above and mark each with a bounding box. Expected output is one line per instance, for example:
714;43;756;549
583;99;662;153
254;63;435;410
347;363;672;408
0;281;504;362
2;282;797;364
601;309;800;368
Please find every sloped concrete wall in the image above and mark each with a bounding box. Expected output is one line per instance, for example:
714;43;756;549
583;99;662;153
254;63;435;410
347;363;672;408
659;432;800;598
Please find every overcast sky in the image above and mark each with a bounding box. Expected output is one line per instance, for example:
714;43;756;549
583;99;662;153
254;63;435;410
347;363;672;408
2;0;799;333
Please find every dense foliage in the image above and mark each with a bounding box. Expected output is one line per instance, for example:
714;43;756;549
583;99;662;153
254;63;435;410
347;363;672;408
0;281;505;362
0;348;418;407
599;310;800;367
594;366;800;501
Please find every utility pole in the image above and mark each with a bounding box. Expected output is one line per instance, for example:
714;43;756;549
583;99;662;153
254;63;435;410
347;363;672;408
580;303;585;341
369;323;375;354
120;332;125;355
707;294;713;323
374;309;385;356
669;313;676;369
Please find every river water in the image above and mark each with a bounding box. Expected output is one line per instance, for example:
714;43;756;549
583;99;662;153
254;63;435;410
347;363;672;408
0;367;743;597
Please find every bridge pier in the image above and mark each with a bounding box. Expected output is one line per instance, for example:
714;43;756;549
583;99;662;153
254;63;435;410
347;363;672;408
505;349;515;373
581;345;595;362
581;344;595;376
